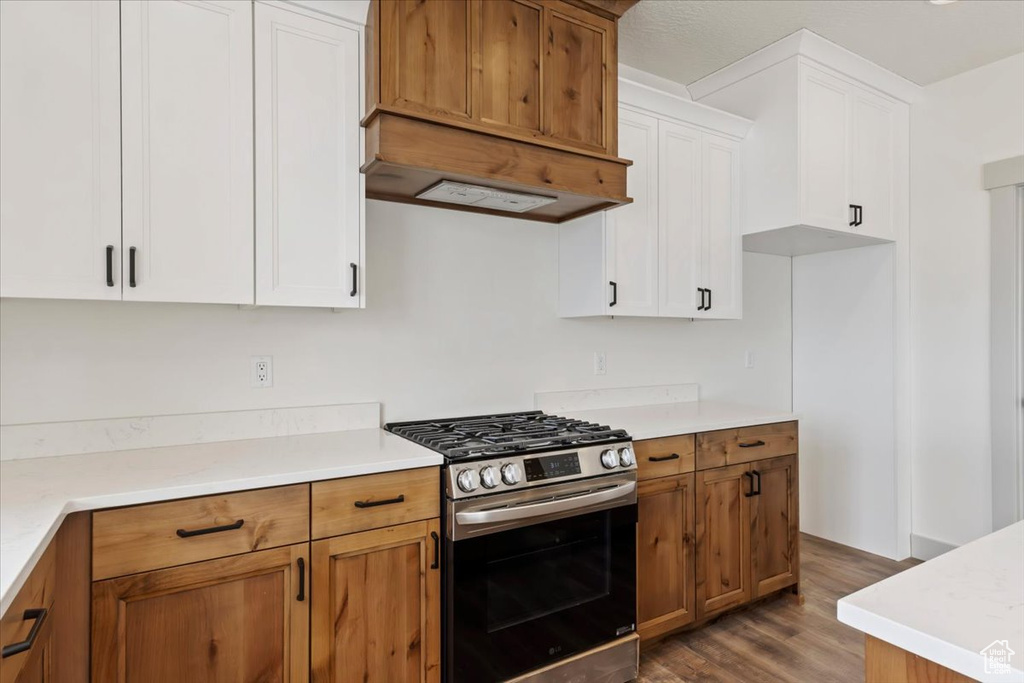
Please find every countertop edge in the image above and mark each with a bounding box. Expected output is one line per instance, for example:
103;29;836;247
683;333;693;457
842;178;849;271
627;414;798;440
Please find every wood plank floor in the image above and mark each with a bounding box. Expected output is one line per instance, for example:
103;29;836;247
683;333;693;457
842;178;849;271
638;534;921;682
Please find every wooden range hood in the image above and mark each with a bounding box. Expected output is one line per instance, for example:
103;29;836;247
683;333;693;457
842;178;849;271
362;0;639;223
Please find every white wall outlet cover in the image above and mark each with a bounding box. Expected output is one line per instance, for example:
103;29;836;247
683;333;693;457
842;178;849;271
251;356;273;388
745;350;755;369
594;351;607;375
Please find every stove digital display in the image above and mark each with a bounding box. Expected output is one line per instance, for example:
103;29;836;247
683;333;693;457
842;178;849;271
523;452;581;481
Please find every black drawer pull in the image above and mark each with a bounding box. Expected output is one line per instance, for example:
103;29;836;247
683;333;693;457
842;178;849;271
129;246;137;287
350;262;358;297
1;608;47;659
105;245;114;287
296;557;306;602
176;519;244;538
751;469;762;496
743;471;756;497
738;440;766;448
354;494;405;509
649;453;681;462
430;531;440;570
697;287;705;311
609;281;617;307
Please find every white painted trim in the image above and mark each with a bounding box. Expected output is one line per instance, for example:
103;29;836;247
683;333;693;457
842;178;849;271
0;403;382;460
910;533;958;561
619;79;753;140
618;64;692;100
688;29;920;104
983;155;1024;190
535;384;700;413
277;0;369;26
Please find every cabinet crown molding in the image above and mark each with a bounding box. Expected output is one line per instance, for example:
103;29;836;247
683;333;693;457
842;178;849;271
688;28;920;104
619;77;752;140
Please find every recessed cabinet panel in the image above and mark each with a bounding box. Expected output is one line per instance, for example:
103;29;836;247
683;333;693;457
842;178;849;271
657;121;701;318
474;0;543;136
751;454;799;598
0;0;121;300
255;4;362;308
695;463;751;619
699;134;742;319
850;88;896;241
799;66;850;232
121;0;254;304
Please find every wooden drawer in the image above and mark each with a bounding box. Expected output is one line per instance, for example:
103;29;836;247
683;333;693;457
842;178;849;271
696;421;798;470
634;435;696;480
312;467;440;539
1;540;57;683
92;484;310;580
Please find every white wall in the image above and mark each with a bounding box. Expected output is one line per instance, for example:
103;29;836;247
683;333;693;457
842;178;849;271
910;52;1024;551
0;200;793;427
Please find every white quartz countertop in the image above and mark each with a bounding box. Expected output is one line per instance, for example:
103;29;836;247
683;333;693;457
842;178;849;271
838;521;1024;682
0;428;441;617
562;400;796;440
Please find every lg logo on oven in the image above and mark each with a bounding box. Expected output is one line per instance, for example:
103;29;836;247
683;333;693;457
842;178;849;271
548;645;562;656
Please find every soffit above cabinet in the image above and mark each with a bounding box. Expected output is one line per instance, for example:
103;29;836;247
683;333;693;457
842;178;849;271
361;0;638;224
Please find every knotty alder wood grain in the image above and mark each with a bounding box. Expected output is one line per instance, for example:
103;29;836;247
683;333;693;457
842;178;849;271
0;537;56;683
91;484;310;580
865;635;974;683
53;512;90;683
695;463;752;620
751;454;800;599
696;421;798;470
638;534;920;683
92;543;309;683
311;466;440;539
634;434;696;481
311;519;441;683
561;0;640;21
473;0;543;136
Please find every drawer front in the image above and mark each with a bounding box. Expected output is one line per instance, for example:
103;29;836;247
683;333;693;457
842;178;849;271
312;467;440;539
696;421;798;470
634;434;695;480
92;484;310;580
0;540;56;683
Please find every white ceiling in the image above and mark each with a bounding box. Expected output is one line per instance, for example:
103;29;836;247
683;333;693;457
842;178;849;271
619;0;1024;87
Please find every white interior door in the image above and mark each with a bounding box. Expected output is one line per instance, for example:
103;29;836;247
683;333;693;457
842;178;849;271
255;3;362;308
799;64;851;232
121;0;254;304
657;120;702;318
0;0;121;300
698;134;742;320
606;108;659;316
849;86;896;241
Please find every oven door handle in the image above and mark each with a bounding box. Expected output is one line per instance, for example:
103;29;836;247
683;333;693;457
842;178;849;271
455;481;636;526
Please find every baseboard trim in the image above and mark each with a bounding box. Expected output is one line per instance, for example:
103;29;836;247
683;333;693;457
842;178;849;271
910;533;958;561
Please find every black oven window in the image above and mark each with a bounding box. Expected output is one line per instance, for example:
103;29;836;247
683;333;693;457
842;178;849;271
484;521;611;633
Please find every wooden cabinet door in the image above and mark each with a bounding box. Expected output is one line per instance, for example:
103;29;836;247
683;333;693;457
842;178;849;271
695;463;752;619
121;0;254;304
92;544;309;683
607;108;659;317
0;0;121;301
750;454;799;598
311;519;441;683
637;473;695;641
799;64;851;232
849;86;899;241
254;3;363;308
698;133;743;320
542;2;616;153
656;119;701;318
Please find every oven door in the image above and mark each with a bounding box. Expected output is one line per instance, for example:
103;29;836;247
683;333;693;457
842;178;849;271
447;472;637;683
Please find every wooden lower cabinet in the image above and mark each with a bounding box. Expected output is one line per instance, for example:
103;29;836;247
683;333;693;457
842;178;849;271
636;473;695;640
92;543;309;682
311;518;441;683
751;454;799;598
695;462;752;619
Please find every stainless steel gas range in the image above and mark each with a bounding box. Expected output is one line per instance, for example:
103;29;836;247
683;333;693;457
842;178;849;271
386;411;638;683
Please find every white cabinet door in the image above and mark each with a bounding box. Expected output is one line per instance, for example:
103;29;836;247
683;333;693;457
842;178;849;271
698;134;742;320
0;0;121;300
849;86;897;241
657;120;702;318
255;3;362;308
607;108;659;316
799;65;850;232
121;0;254;304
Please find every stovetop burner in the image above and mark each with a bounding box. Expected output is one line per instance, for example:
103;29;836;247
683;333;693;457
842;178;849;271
385;411;630;460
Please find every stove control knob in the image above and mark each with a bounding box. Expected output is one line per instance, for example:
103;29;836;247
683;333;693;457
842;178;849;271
479;466;499;489
457;468;480;493
601;449;619;469
501;463;522;486
618;446;635;467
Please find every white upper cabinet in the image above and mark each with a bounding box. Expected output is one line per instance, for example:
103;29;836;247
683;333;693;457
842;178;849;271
700;134;742;319
657;121;701;318
121;0;254;304
255;2;363;308
0;0;121;300
849;84;905;242
798;65;850;233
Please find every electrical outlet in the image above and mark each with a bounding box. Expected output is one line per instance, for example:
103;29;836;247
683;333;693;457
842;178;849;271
251;356;273;388
744;350;755;369
594;351;607;375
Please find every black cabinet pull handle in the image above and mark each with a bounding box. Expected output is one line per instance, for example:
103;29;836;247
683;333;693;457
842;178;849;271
752;469;762;496
857;205;863;226
176;518;244;538
849;204;857;227
849;204;863;227
1;608;47;659
609;281;617;307
129;246;137;288
354;494;405;509
649;453;680;462
743;471;756;497
706;288;712;311
105;245;114;287
296;557;305;601
697;287;705;311
738;440;766;448
430;531;440;570
350;262;358;297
